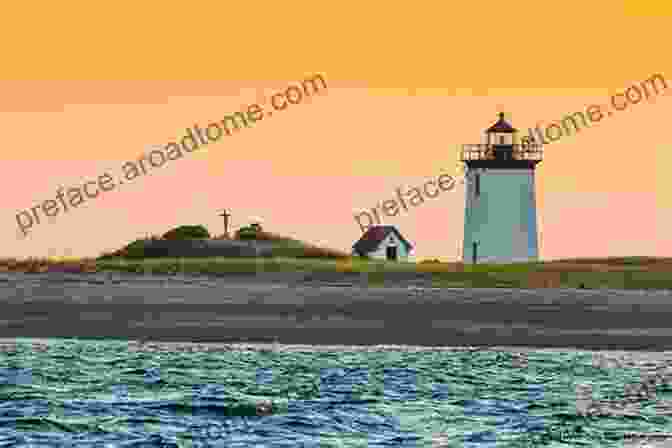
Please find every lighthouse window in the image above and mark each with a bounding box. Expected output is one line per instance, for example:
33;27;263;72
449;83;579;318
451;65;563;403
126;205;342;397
499;136;505;144
475;173;481;196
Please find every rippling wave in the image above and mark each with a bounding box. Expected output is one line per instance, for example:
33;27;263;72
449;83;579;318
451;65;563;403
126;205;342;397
0;339;671;447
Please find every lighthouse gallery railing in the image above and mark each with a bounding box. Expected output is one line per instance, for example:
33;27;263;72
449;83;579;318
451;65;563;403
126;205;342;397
460;144;543;161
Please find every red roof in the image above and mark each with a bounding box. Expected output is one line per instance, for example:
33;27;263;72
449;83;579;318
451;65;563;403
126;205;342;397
352;225;413;255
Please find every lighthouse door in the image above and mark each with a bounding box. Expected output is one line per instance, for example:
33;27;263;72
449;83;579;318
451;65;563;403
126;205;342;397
472;242;478;264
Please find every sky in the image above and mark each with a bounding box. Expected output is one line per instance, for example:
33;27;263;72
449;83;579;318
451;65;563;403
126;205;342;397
2;1;671;262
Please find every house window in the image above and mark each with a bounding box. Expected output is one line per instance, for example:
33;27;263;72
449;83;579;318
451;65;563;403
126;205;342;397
475;173;480;197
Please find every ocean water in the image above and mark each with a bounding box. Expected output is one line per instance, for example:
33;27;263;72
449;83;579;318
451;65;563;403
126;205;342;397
0;339;671;447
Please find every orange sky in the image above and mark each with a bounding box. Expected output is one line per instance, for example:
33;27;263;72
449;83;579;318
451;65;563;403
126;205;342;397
2;1;671;261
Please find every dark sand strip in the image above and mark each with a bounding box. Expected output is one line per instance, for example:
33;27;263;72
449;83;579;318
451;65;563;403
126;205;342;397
1;272;672;351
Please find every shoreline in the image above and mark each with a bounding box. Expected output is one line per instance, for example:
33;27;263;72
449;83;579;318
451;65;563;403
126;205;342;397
4;338;672;356
3;272;672;351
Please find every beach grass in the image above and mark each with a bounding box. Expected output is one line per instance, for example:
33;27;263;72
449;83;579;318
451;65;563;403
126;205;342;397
4;251;672;290
89;256;672;289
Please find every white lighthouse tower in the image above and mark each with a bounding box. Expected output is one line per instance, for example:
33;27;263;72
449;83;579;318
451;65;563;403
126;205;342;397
461;112;543;264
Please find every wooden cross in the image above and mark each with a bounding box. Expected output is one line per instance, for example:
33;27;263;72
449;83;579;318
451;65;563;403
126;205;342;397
218;210;231;238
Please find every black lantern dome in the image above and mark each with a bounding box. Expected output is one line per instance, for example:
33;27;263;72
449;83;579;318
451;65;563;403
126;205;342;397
460;112;543;169
486;112;517;134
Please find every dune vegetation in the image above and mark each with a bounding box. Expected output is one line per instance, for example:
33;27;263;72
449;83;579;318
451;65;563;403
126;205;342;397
4;224;672;289
1;255;672;289
93;223;351;260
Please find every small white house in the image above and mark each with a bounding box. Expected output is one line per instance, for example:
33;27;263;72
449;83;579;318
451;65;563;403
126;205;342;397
352;226;413;261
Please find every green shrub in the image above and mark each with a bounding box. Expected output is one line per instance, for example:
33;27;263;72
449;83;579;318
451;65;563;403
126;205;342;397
122;239;152;258
235;226;260;240
162;225;210;240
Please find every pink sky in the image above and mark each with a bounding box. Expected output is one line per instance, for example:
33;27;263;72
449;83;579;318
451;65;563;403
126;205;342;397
1;2;670;261
2;81;669;261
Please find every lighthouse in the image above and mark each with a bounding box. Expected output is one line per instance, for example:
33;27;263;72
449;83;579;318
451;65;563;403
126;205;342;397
461;113;543;264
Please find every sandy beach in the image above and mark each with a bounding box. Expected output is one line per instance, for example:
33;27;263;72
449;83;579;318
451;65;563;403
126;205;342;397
2;271;672;351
